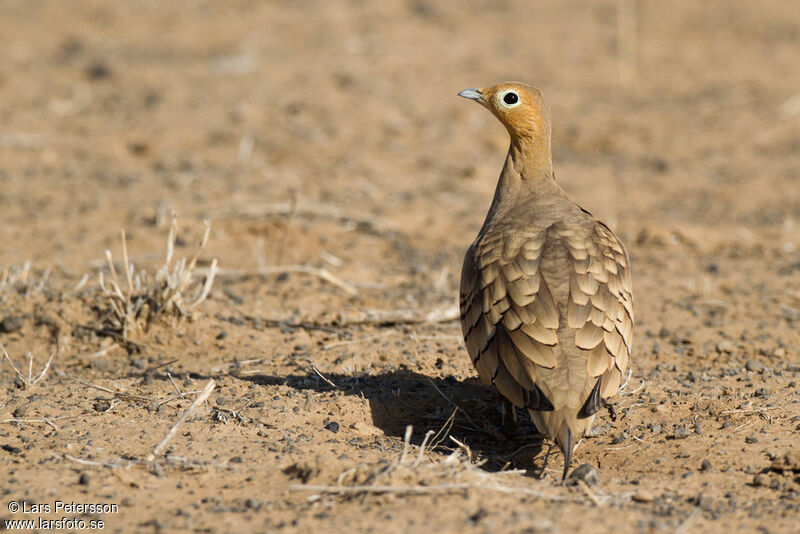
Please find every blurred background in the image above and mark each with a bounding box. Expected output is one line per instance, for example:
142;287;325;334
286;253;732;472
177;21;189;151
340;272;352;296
2;0;798;270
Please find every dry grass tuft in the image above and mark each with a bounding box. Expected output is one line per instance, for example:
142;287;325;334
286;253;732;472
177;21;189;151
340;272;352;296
0;341;57;388
293;425;577;503
98;216;218;338
0;262;51;303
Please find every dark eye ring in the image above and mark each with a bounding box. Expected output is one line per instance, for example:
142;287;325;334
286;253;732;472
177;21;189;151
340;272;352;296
503;92;519;105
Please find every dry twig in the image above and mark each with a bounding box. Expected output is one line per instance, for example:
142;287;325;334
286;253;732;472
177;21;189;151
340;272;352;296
76;379;199;408
64;454;131;469
207;201;398;236
335;305;460;326
310;364;339;389
2;417;63;432
211;265;356;295
147;379;216;462
292;481;575;502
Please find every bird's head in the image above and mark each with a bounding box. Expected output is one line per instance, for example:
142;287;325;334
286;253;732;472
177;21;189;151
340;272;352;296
458;82;551;144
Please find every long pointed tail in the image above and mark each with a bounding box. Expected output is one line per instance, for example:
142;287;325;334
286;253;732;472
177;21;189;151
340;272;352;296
529;408;592;482
558;424;573;482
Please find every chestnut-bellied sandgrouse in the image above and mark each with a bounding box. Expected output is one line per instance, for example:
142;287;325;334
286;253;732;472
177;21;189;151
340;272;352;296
457;82;633;480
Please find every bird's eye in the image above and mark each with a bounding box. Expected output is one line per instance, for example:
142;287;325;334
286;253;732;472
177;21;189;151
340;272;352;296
500;90;520;108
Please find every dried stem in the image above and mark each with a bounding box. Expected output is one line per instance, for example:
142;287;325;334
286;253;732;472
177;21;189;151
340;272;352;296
147;379;216;462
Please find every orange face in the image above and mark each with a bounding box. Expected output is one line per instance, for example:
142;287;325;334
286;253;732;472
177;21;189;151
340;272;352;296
458;82;550;141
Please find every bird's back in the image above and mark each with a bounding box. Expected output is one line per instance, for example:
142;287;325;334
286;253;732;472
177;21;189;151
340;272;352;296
460;195;633;452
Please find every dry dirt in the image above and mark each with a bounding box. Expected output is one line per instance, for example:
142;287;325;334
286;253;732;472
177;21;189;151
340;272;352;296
1;1;800;533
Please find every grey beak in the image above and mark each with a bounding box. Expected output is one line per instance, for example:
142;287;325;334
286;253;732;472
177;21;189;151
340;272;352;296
458;88;483;101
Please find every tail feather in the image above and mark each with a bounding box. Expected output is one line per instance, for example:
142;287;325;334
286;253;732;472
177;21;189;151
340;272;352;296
557;423;573;482
529;406;594;482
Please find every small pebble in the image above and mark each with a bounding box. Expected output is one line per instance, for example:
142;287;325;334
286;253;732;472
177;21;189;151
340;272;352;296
633;490;655;502
468;508;488;523
567;463;599;486
673;426;691;440
754;387;770;398
324;421;340;433
1;444;22;454
745;436;758;444
150;462;166;478
79;473;90;486
697;493;714;509
85;60;112;80
0;315;24;333
716;341;734;354
781;305;800;322
700;459;712;472
745;360;764;373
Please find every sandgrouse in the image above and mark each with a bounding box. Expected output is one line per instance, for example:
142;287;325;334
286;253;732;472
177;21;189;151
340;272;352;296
457;82;633;480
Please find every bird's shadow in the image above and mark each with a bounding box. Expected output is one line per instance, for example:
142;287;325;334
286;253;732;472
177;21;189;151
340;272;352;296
238;368;550;475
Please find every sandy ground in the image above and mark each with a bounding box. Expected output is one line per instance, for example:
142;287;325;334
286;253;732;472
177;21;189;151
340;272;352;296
1;0;799;532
